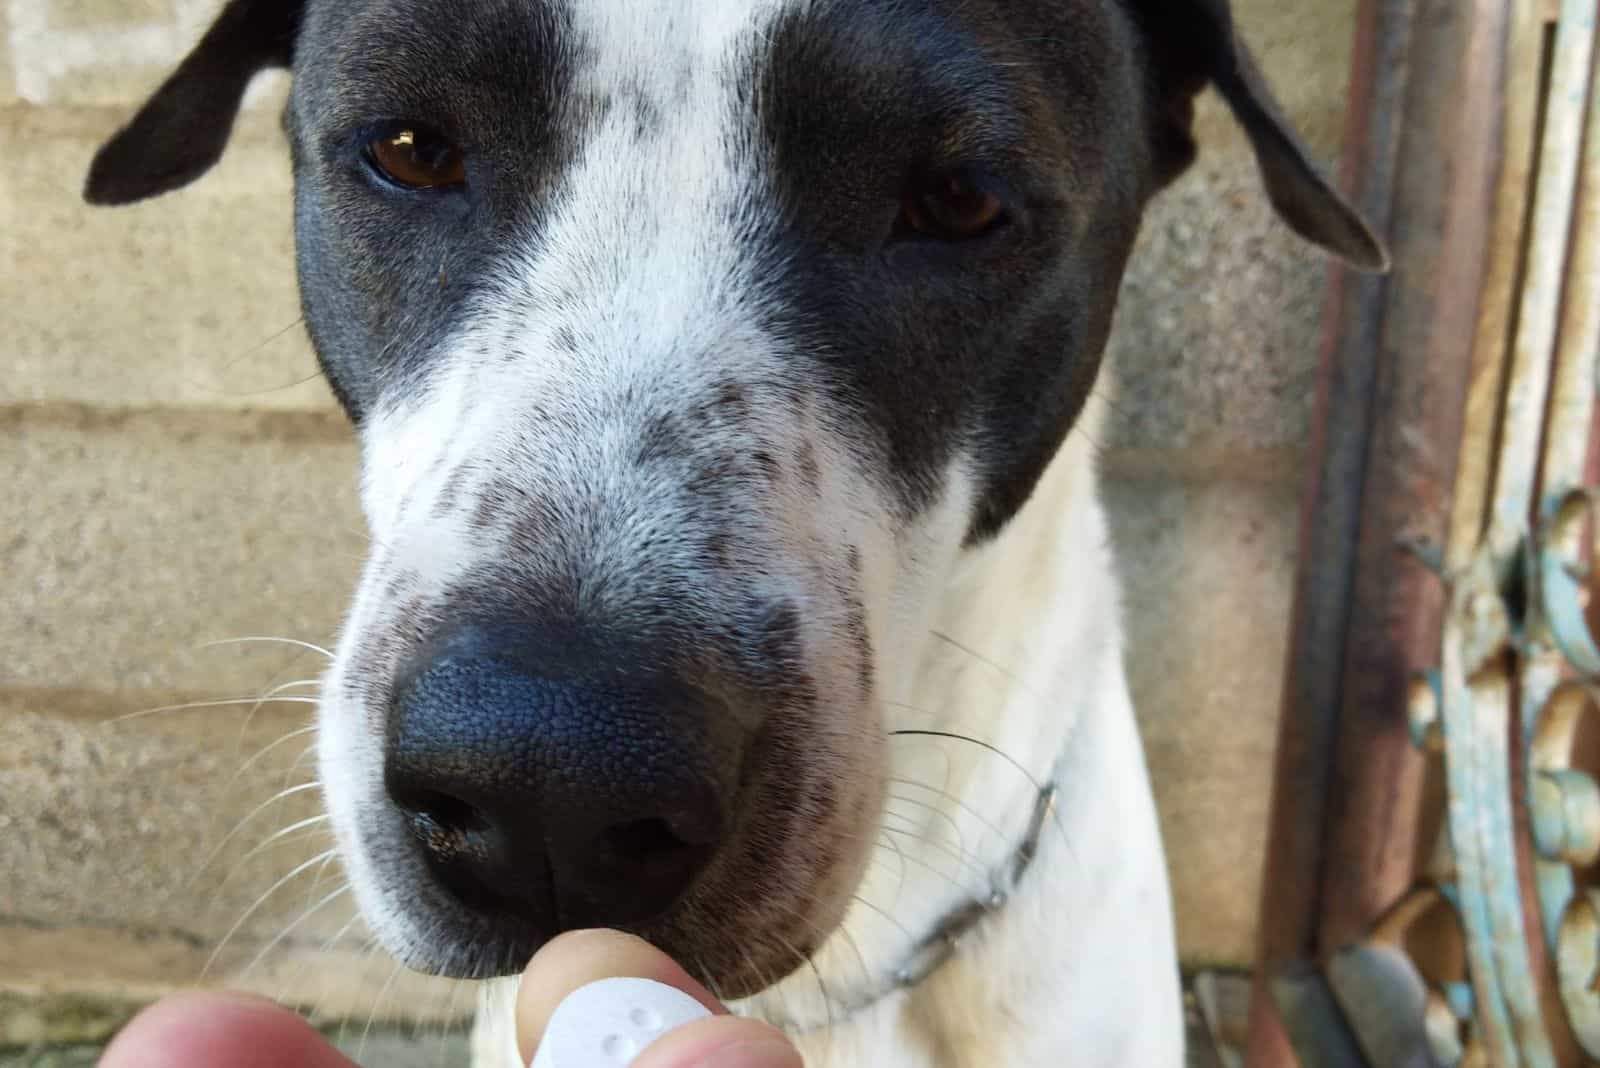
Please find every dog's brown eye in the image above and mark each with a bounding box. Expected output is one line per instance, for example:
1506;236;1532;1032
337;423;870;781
899;174;1006;241
365;127;466;190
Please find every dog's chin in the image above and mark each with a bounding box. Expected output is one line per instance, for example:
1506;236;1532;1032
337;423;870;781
366;882;844;997
352;810;873;997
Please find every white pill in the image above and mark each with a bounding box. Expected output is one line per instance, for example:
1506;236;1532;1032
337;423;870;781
531;976;713;1068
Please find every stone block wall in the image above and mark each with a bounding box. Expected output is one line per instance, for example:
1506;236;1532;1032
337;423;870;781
1;0;1359;1037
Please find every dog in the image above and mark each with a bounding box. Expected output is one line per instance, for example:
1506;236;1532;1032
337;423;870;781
86;0;1383;1063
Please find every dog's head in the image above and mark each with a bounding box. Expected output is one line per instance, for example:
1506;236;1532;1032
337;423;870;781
89;0;1381;993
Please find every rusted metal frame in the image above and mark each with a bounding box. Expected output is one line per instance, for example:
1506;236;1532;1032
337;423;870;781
1418;0;1545;1057
1315;0;1518;961
1351;2;1600;1059
1247;0;1511;1063
1438;571;1552;1066
1485;0;1598;558
1434;2;1597;1063
1246;0;1418;1060
1447;0;1555;572
1525;4;1600;1056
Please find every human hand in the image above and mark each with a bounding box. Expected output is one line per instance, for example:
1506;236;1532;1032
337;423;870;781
98;929;802;1068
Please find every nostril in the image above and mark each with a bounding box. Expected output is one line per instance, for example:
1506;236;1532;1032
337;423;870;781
410;790;492;834
394;790;535;915
399;790;494;860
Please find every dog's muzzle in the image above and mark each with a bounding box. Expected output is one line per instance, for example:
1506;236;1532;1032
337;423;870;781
383;623;745;935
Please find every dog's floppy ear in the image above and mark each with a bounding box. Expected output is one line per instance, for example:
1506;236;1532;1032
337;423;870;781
1129;0;1389;272
84;0;303;206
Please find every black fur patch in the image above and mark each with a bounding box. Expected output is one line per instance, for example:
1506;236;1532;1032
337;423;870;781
289;0;581;421
751;0;1152;540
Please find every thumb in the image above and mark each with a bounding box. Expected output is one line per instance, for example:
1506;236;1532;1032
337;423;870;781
632;1018;803;1068
516;929;802;1068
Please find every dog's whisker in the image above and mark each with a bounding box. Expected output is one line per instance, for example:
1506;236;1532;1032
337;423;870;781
239;883;351;980
1068;421;1111;462
300;927;380;1048
717;887;808;1016
257;895;352;1022
189;780;323;890
230;723;319;784
877;804;967;865
878;795;997;885
737;943;780;1020
208;365;328;398
431;979;471;1062
882;732;960;827
847;892;917;944
294;843;343;917
217;316;307;373
773;891;874;996
869;821;910;904
882;790;978;867
111;691;318;725
1087;384;1137;422
204;847;339;980
321;911;365;955
884;726;1048;795
886;722;1074;849
418;978;464;1060
888;729;1076;859
833;919;873;993
221;813;333;884
279;906;364;1015
810;953;838;1068
877;810;988;887
771;929;834;1059
356;957;405;1065
281;741;321;788
877;827;986;899
228;679;321;758
690;950;723;1005
924;631;1043;703
888;776;1011;843
198;635;335;660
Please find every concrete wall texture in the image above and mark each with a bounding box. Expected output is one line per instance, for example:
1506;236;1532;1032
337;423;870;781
2;0;1359;1041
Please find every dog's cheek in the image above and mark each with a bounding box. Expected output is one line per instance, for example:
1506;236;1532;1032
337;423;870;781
811;730;889;936
780;568;890;957
314;548;445;916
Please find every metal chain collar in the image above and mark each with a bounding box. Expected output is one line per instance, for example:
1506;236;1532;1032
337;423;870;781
772;779;1059;1033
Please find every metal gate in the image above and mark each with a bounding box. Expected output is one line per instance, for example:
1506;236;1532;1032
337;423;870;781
1248;0;1600;1064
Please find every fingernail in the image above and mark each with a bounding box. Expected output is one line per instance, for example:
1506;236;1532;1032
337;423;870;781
694;1037;803;1068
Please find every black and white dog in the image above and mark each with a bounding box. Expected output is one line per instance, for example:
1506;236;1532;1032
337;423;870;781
87;0;1382;1063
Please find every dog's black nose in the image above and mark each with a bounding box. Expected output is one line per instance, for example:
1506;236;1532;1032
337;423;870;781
384;626;736;933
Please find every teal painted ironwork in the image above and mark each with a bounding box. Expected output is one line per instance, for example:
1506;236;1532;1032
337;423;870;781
1341;1;1600;1064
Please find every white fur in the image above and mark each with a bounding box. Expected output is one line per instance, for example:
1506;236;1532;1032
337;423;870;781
317;0;879;974
312;1;1183;1063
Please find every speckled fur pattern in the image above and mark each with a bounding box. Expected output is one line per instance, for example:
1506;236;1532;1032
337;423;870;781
85;0;1383;1061
465;391;1187;1066
308;3;1185;1057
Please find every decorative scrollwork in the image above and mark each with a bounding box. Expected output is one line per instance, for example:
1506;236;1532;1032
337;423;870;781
1357;0;1600;1063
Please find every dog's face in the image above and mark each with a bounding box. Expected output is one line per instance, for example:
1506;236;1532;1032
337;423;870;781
90;0;1381;994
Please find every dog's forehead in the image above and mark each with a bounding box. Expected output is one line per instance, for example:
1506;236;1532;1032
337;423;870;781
289;0;1139;538
292;0;1096;111
295;0;805;79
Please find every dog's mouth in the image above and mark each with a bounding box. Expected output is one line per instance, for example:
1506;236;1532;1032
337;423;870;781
352;725;881;995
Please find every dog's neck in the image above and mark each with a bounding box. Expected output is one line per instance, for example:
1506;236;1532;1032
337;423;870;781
739;392;1123;1029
